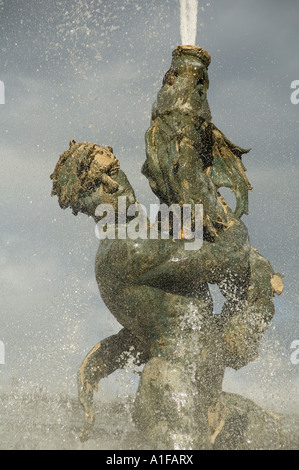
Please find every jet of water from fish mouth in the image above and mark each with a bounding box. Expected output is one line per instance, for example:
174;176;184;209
179;0;198;45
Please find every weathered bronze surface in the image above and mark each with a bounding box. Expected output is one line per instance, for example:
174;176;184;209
142;46;252;234
50;46;283;449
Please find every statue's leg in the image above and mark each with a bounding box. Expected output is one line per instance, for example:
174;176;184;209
77;328;149;441
222;248;283;369
134;356;211;450
112;283;224;449
216;265;250;325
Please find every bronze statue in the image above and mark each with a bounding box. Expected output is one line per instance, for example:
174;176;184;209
50;46;283;449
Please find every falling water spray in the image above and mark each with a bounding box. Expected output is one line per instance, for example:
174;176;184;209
179;0;198;45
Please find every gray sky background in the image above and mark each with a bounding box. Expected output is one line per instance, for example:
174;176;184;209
0;0;298;411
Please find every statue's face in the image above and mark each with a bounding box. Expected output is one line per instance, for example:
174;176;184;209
79;169;137;223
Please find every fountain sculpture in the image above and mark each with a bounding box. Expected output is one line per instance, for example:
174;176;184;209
50;45;283;449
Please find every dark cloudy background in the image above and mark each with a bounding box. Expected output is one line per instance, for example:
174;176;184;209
0;0;298;412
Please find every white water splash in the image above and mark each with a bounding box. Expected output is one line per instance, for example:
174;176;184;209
179;0;198;45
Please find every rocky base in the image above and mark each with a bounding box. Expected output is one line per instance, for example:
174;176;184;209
1;390;297;450
132;390;297;450
211;392;297;450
